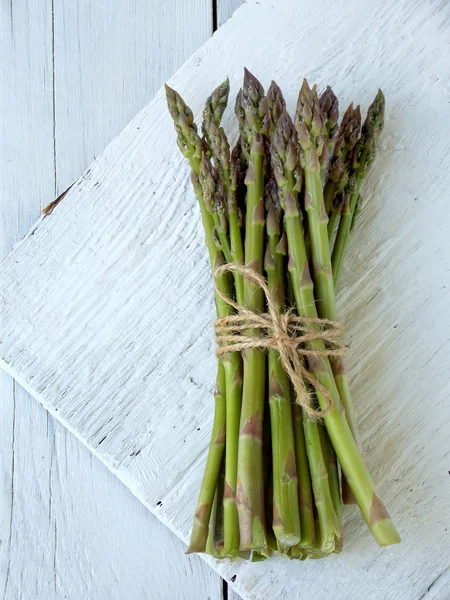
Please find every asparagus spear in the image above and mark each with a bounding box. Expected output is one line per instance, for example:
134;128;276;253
285;243;316;551
201;104;246;556
205;487;218;556
230;139;248;235
350;193;362;232
263;469;279;556
271;110;340;553
326;104;361;250
318;418;343;552
264;181;301;551
235;89;251;160
285;192;340;554
200;153;233;263
306;85;345;518
332;90;385;285
273;108;398;546
264;81;287;180
203;116;245;305
198;154;244;556
296;81;365;503
325;104;361;215
202;78;230;152
206;459;224;556
292;404;316;550
202;78;244;290
187;363;227;553
166;84;242;556
266;81;286;139
327;191;345;244
165;84;203;172
295;80;336;317
319;86;339;184
285;187;399;546
235;69;268;551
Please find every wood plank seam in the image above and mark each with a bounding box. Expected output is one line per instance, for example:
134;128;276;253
2;381;16;600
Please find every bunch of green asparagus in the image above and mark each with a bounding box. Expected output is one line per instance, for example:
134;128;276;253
165;69;399;560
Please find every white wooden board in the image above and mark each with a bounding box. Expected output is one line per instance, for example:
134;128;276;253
1;0;450;599
0;0;226;598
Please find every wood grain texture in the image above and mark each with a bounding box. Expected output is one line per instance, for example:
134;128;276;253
51;1;222;597
53;0;213;193
0;2;57;598
0;0;224;598
217;0;243;26
1;0;450;599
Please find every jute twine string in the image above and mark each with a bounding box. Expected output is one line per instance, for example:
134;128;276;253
213;263;346;419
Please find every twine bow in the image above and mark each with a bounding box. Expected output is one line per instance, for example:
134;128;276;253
213;263;346;419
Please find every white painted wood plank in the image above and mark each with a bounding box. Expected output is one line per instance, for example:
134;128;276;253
1;1;450;599
54;0;213;192
1;0;222;598
42;420;223;600
217;0;243;27
51;1;223;598
0;2;57;599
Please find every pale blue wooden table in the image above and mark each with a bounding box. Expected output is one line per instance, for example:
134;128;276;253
0;1;241;598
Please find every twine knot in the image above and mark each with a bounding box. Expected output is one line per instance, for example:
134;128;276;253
213;263;346;419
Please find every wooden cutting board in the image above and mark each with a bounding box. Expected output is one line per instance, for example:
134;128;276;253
1;0;449;598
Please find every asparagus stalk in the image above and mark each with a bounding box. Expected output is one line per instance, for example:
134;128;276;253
326;104;361;250
331;176;356;285
195;167;243;554
166;84;242;556
235;89;251;160
205;485;218;556
204;116;245;304
198;155;244;557
296;81;365;503
308;87;345;517
202;78;230;153
230;139;248;249
266;81;286;139
302;410;339;553
350;193;362;231
285;252;316;551
328;188;361;286
265;485;279;555
271;110;339;553
262;427;277;556
327;192;345;244
285;253;316;552
235;69;268;551
206;459;224;556
202;78;244;304
271;105;398;546
186;363;227;553
263;81;287;181
295;80;336;317
325;104;361;215
318;419;343;552
292;404;316;550
284;188;399;546
332;90;385;285
200;153;233;264
318;86;339;184
264;181;301;551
